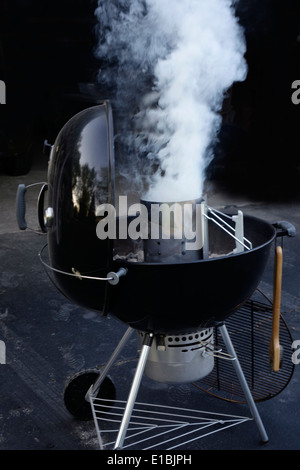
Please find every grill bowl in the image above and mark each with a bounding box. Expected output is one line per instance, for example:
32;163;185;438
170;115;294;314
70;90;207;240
45;103;276;334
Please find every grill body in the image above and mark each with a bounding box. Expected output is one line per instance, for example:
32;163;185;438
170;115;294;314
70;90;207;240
110;219;275;333
46;104;276;334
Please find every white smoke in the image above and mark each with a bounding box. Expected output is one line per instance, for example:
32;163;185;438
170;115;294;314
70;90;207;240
95;0;247;202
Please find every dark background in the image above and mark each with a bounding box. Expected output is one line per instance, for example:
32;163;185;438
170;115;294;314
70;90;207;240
0;1;300;453
0;0;300;197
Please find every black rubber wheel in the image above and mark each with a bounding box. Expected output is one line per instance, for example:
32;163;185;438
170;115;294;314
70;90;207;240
63;368;116;421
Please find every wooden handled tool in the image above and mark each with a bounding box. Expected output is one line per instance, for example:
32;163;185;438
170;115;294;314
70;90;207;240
269;245;283;372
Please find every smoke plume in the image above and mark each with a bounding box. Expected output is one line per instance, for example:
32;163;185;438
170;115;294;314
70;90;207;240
95;0;247;202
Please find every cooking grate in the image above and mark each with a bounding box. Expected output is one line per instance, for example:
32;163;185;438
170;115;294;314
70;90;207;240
196;295;295;402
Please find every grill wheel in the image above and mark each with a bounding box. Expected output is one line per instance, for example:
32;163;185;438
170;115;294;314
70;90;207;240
63;368;116;421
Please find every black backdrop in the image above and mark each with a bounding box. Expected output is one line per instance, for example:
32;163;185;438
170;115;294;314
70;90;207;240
0;0;300;196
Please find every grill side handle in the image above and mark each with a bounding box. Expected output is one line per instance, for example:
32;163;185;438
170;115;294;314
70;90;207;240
273;221;296;238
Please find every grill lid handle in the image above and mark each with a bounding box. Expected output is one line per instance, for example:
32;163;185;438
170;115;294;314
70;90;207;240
16;184;27;230
16;182;48;232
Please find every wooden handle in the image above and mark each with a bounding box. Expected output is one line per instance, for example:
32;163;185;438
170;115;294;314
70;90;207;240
269;245;283;371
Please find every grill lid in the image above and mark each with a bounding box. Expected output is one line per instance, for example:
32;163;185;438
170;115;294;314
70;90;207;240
46;102;115;313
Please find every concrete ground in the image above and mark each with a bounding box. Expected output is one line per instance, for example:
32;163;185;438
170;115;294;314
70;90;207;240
0;147;300;455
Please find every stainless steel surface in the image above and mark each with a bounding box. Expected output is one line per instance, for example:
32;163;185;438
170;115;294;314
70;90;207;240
114;333;154;450
141;198;205;263
219;324;269;443
138;329;214;383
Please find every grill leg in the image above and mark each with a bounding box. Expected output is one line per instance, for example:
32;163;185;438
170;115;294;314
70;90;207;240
114;332;154;450
218;323;269;444
88;326;134;399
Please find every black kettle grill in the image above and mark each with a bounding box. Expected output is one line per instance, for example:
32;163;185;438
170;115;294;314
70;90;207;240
16;102;296;450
